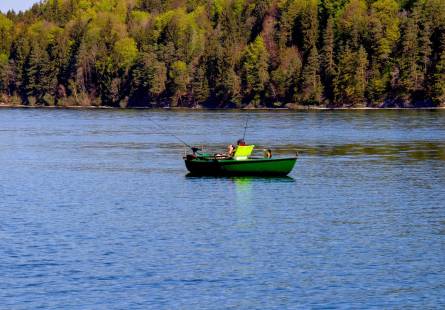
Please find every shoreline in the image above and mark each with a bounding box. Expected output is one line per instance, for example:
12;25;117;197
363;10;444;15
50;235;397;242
1;103;444;111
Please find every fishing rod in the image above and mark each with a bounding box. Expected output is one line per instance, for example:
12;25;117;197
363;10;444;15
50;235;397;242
242;115;249;141
148;117;199;152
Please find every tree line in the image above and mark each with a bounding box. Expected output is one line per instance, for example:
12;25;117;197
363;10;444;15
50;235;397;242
0;0;444;108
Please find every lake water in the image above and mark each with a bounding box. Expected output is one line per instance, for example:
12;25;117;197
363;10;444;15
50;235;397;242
0;108;444;308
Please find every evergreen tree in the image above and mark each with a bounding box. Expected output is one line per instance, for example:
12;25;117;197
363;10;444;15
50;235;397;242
168;60;190;106
322;16;335;77
301;0;319;53
418;16;433;96
271;47;301;103
191;63;210;105
432;33;445;105
25;43;57;104
130;51;166;106
322;16;336;102
0;14;13;56
0;55;11;95
397;12;421;101
370;0;400;62
300;46;322;104
241;36;270;106
337;0;368;49
334;46;368;105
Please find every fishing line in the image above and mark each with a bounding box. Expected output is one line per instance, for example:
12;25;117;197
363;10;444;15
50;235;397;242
148;117;195;150
242;115;249;140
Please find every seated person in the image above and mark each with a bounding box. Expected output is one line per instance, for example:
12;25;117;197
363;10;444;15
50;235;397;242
214;144;236;160
264;149;272;159
227;144;235;157
237;139;246;146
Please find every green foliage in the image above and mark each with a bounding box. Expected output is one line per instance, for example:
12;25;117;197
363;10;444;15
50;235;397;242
169;60;189;106
114;37;138;69
0;53;11;93
271;47;301;102
0;0;443;107
0;14;13;56
321;0;349;18
300;46;323;104
279;0;319;51
367;63;390;103
432;34;445;105
397;12;421;99
322;16;335;101
370;0;400;61
241;36;270;105
129;51;165;106
191;63;209;104
0;53;8;66
24;43;58;104
337;0;368;48
334;46;368;105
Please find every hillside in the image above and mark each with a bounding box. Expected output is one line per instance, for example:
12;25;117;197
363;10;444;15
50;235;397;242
0;0;444;108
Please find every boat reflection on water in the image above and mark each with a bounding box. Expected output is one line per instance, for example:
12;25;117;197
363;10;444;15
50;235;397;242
185;174;294;208
232;176;295;207
185;174;295;183
185;175;295;231
233;178;254;230
185;175;295;205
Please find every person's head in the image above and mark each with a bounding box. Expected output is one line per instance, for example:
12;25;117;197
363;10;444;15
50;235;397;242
237;139;246;146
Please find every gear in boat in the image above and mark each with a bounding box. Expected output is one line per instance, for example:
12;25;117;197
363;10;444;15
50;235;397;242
184;141;297;176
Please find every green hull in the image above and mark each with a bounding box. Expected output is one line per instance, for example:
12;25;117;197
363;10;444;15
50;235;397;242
184;157;297;176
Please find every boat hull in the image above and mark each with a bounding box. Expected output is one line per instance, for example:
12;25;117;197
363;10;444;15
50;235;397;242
184;157;297;176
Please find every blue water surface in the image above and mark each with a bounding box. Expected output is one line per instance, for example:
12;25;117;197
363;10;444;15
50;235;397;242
0;109;444;309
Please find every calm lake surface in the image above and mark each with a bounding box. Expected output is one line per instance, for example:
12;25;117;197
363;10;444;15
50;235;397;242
1;109;444;309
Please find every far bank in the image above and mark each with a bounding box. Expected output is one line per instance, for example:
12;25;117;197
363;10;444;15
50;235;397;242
1;100;444;111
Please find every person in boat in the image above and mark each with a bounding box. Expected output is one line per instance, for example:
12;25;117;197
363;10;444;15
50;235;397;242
227;144;235;157
237;139;246;146
264;149;272;159
214;144;235;160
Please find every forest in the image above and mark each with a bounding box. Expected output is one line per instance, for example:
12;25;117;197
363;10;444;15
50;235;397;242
0;0;444;108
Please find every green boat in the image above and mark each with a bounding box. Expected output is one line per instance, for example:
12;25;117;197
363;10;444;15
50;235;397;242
184;145;297;176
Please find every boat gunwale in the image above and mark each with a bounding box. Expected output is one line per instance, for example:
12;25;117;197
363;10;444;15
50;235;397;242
185;157;297;165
